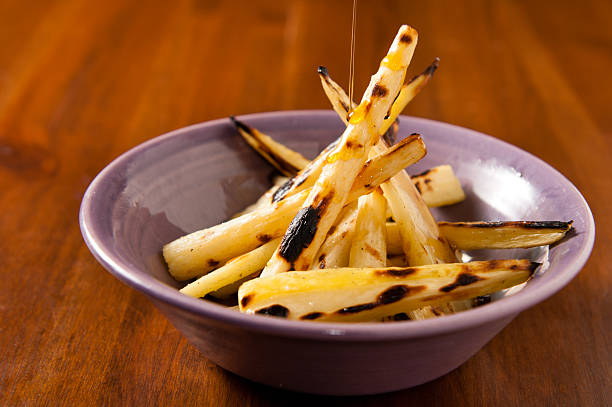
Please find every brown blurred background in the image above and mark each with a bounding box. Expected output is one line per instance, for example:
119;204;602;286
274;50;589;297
1;0;610;405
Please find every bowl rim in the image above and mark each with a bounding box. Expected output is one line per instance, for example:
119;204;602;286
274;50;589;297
79;110;595;341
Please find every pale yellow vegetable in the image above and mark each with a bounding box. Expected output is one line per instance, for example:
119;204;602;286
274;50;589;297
180;238;280;298
163;133;426;280
317;53;459;266
385;220;573;254
349;189;387;268
231;117;310;177
438;221;572;250
262;25;419;275
411;165;465;207
381;177;457;265
318;57;440;132
380;57;439;134
239;260;538;322
311;203;358;269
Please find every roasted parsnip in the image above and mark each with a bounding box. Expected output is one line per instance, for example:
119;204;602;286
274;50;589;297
180;238;281;298
317;57;440;131
312;203;358;269
164;133;426;280
438;221;573;250
230;116;310;176
239;260;538;322
349;188;388;268
385;221;572;253
262;25;419;275
317;57;460;265
411;165;465;207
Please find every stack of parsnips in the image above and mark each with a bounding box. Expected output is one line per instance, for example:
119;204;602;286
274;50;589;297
163;26;571;322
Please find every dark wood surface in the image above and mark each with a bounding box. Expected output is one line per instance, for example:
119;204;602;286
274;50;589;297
1;0;610;405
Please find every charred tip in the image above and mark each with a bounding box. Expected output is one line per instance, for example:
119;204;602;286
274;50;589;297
424;57;440;76
405;57;440;86
317;66;329;76
229;116;251;133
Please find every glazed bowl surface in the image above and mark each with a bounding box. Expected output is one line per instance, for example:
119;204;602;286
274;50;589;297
79;110;594;395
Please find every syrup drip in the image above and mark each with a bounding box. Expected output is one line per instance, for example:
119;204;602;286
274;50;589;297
347;0;357;119
380;50;404;71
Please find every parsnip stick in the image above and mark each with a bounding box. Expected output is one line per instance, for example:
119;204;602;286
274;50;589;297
239;260;538;322
320;53;463;319
380;58;439;135
318;57;440;130
163;133;426;280
269;138;340;203
376;179;464;319
311;203;358;269
412;165;465;207
317;57;460;265
385;221;572;253
438;221;573;250
349;189;387;268
381;177;458;265
180;238;280;298
165;189;309;281
262;25;419;275
229;113;461;214
230;116;310;176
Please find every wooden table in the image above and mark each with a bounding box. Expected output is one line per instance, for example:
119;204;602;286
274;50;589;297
1;0;610;405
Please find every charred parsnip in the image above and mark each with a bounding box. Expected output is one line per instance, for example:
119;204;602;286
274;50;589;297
180;238;281;298
411;165;465;207
349;188;388;268
239;260;538;322
262;25;419;275
163;133;426;280
318;58;458;265
385;221;572;254
438;221;573;250
318;57;440;131
312;203;358;269
229;116;462;212
230;117;310;177
380;176;458;265
380;58;439;135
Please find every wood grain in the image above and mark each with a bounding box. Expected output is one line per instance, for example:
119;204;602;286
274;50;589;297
1;0;610;405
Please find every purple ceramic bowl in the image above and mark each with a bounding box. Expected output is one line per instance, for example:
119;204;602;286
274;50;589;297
79;111;594;395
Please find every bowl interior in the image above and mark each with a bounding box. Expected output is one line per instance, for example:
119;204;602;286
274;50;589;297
80;110;594;336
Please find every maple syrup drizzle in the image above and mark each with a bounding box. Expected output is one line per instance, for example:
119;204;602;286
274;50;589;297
347;0;357;120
